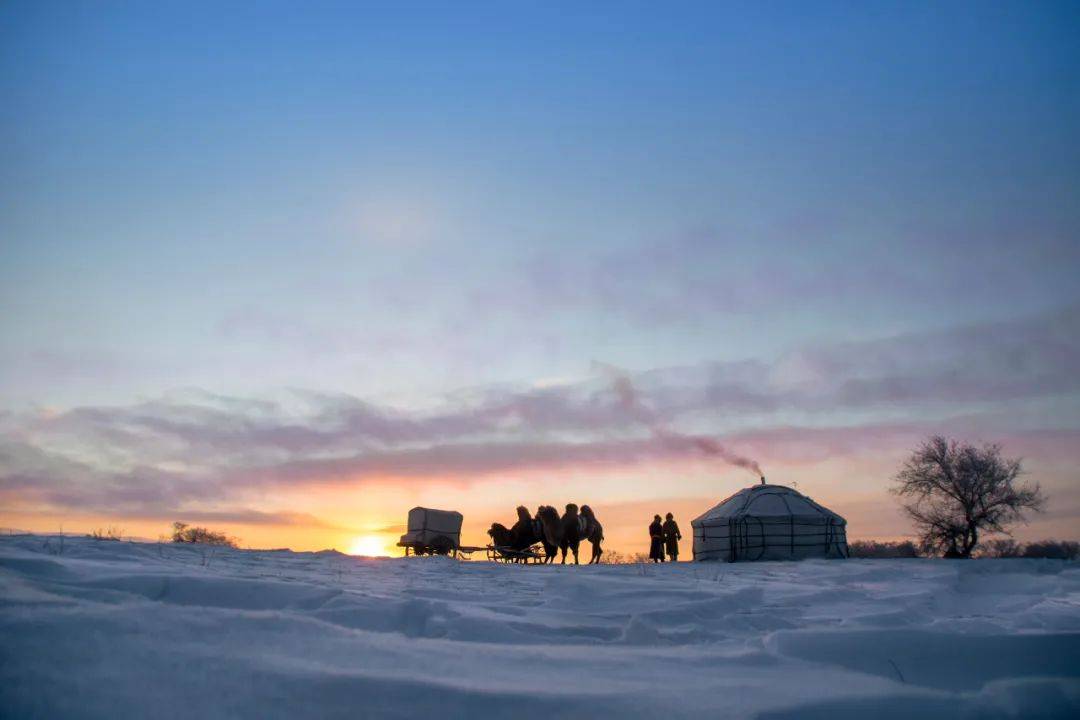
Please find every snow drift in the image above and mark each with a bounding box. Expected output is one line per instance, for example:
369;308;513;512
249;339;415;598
0;535;1077;719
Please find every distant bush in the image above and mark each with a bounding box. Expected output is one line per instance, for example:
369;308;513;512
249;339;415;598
976;539;1023;558
848;540;922;558
599;550;627;564
1020;540;1079;560
88;526;124;541
975;539;1078;559
171;521;237;548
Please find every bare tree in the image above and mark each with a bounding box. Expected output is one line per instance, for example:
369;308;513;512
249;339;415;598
893;436;1044;557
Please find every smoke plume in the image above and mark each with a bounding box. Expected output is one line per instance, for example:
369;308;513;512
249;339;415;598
600;363;763;477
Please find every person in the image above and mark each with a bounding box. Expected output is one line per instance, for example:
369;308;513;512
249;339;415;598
662;512;682;562
510;505;534;548
649;514;665;563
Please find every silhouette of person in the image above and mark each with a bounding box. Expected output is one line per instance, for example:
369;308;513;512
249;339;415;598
510;505;533;547
649;514;665;563
662;512;681;562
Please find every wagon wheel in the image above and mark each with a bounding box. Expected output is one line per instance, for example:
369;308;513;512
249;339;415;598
430;535;455;557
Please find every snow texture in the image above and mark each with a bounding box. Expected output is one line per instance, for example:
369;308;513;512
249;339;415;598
1;535;1078;719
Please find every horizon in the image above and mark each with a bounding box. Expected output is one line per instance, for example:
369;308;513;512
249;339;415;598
2;1;1079;559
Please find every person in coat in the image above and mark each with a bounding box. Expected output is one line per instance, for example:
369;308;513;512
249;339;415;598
510;505;535;548
662;512;682;562
649;514;665;562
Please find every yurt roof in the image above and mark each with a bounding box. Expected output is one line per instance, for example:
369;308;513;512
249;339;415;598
691;483;846;526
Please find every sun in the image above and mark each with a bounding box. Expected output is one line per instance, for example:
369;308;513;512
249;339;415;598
348;535;390;557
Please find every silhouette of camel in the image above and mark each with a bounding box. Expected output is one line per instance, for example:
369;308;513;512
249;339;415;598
529;507;557;562
580;505;604;564
559;503;584;565
537;505;570;564
488;522;534;563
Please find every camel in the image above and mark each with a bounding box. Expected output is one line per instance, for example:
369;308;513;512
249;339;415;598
559;503;584;565
487;522;515;549
580;505;604;564
503;505;551;563
535;505;566;564
529;507;557;563
488;521;530;563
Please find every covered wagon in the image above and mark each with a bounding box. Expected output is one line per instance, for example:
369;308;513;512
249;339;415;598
397;507;463;557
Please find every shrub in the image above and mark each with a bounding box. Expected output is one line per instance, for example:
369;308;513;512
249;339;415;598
967;539;1079;559
848;540;921;558
977;538;1023;558
171;521;237;548
599;550;628;564
1020;540;1079;560
88;526;124;541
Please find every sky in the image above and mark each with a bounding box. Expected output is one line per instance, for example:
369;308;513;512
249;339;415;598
1;1;1079;556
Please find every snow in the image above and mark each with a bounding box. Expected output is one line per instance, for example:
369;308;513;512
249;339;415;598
1;535;1078;719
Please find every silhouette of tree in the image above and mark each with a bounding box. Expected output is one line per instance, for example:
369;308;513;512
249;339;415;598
893;436;1044;557
171;521;237;547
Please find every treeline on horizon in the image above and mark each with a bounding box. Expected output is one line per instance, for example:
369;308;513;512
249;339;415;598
848;538;1080;560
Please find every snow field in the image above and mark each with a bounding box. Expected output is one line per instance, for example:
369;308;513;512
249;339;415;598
1;535;1078;719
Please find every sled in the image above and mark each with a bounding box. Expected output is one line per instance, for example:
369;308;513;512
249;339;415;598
485;544;546;564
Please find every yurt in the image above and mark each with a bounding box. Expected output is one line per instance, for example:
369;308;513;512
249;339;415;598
692;480;848;562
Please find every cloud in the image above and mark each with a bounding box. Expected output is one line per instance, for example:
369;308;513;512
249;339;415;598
3;304;1078;519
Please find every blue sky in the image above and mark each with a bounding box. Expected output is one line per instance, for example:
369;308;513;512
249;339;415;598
1;1;1078;550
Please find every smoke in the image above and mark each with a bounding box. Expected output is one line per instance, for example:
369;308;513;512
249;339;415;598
597;362;763;478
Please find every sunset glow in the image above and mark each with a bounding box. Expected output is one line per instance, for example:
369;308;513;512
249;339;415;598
348;536;391;558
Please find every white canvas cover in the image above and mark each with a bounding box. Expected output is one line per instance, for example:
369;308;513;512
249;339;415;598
691;484;847;562
398;507;463;550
